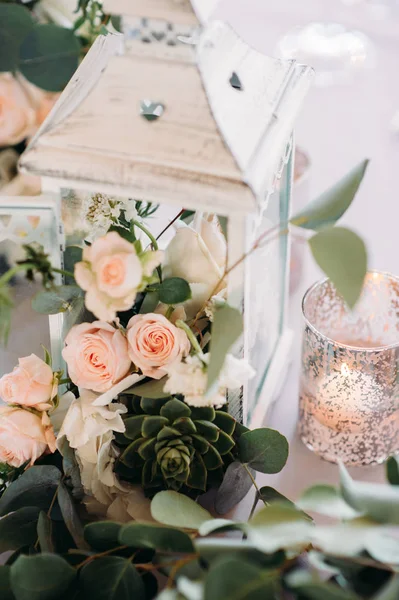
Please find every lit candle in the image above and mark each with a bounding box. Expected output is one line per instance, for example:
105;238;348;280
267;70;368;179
313;363;385;432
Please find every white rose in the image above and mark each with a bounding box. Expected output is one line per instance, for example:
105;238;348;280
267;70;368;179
163;215;227;317
57;388;127;449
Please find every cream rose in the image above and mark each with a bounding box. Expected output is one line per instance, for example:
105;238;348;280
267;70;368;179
0;406;56;468
74;231;163;322
127;313;191;379
163;215;227;318
0;74;36;147
0;354;55;410
62;321;131;392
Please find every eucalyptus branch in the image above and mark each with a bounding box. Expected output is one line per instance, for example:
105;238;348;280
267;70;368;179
0;263;35;287
74;545;129;569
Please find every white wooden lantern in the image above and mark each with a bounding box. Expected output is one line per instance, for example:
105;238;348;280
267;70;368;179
17;0;313;426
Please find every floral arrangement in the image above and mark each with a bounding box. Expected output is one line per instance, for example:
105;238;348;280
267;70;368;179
0;0;116;180
0;158;382;598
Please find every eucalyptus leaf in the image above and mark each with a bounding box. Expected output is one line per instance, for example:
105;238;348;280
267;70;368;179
204;555;278;600
365;529;399;564
248;503;312;554
309;227;367;309
289;580;359;600
311;517;380;556
386;456;399;486
238;428;288;474
373;576;399;600
0;465;61;517
119;523;194;553
0;507;40;554
126;377;170;399
151;491;212;529
81;556;145;600
291;159;369;230
199;518;246;536
215;461;255;515
19;24;81;91
58;437;84;500
0;566;14;600
37;511;55;553
340;463;399;524
31;285;82;315
0;4;33;72
57;482;89;550
158;277;191;305
297;484;360;519
84;521;121;551
139;290;160;314
206;304;243;393
259;486;297;508
10;553;76;600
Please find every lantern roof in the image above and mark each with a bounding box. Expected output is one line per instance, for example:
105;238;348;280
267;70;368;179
102;0;217;26
20;20;313;216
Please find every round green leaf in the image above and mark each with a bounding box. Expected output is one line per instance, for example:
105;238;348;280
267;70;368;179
158;277;191;305
0;4;33;72
119;523;194;553
19;24;81;91
0;465;61;517
205;556;278;600
31;285;82;315
297;484;359;520
238;428;288;474
151;491;212;529
84;521;122;551
10;554;76;600
199;518;245;536
309;227;367;309
248;504;312;554
215;462;255;515
81;556;144;600
37;511;54;554
0;507;40;554
57;482;88;550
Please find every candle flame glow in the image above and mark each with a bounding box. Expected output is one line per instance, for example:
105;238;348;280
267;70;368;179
341;363;350;377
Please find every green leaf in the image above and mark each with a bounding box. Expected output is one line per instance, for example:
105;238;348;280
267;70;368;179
238;428;288;474
0;4;33;72
126;377;170;399
0;465;61;517
309;227;367;309
110;15;122;32
340;463;399;524
151;491;212;529
41;344;52;367
204;556;278;600
311;517;379;557
297;484;360;519
63;246;82;285
81;556;145;600
161;399;191;421
289;580;359;600
215;462;255;515
0;507;40;554
84;521;121;551
158;277;191;305
58;437;84;500
19;24;81;91
10;553;76;600
139;291;159;314
387;457;399;486
248;503;311;553
199;518;245;536
142;416;169;437
124;415;146;440
213;411;236;435
31;285;82;315
119;523;194;553
373;576;399;600
57;482;89;550
291;159;369;230
37;511;54;553
207;304;243;393
0;566;14;600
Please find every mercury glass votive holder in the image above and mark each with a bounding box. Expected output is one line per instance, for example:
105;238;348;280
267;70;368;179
298;271;399;465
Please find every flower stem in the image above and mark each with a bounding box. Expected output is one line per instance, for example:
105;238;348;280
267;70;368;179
175;320;202;355
0;263;35;287
132;219;159;251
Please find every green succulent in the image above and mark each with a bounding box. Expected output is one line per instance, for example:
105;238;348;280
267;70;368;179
113;396;237;496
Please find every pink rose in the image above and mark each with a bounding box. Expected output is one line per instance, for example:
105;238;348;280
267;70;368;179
127;314;191;380
0;354;54;410
75;232;158;322
0;406;56;468
62;321;131;392
0;74;36;147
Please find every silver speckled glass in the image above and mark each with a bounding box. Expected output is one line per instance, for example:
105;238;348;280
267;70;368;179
299;271;399;465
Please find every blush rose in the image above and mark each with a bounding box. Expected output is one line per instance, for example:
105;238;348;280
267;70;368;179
62;321;131;393
0;354;54;410
0;406;56;468
0;74;36;146
126;313;190;379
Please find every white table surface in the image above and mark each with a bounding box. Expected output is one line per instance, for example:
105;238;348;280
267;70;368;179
214;0;399;517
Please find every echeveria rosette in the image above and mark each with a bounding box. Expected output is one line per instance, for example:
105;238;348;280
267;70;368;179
113;397;237;497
